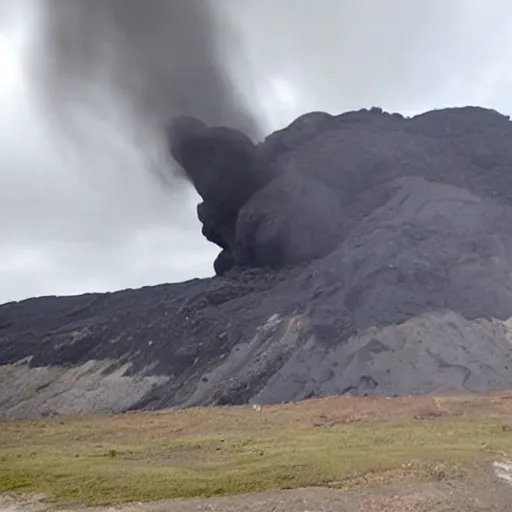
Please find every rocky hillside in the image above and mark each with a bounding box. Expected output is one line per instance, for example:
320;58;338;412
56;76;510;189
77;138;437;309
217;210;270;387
2;106;512;419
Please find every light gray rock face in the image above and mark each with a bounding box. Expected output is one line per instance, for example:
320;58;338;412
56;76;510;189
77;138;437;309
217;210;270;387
0;359;168;419
252;311;512;403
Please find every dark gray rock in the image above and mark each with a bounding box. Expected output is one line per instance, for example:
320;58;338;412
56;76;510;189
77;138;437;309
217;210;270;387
235;171;345;268
259;111;338;161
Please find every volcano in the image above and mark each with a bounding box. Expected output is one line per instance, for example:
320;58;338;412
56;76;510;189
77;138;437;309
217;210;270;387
2;105;512;419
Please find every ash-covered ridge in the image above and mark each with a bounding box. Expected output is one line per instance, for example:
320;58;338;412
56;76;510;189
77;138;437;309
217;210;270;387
2;106;512;419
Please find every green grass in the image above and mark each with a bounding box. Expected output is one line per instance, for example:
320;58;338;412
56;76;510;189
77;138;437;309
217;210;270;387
1;406;511;506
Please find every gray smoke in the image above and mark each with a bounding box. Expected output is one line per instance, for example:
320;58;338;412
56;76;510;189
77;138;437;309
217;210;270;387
28;0;261;180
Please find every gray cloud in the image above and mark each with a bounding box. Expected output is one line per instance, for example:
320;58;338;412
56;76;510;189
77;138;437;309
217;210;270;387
229;0;512;127
1;0;512;304
0;79;217;301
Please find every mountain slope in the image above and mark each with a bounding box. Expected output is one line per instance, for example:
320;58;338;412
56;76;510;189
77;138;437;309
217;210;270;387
2;106;512;419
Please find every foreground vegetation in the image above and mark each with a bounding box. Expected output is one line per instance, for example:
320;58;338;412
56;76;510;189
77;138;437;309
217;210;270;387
1;393;512;506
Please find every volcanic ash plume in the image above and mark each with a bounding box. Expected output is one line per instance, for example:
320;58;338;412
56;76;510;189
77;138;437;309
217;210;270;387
28;0;261;179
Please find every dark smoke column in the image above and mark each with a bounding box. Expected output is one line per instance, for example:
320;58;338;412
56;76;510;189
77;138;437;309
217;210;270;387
31;0;261;145
168;115;281;273
31;0;274;276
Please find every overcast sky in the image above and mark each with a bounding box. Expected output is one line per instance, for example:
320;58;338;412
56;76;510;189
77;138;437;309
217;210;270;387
1;0;512;305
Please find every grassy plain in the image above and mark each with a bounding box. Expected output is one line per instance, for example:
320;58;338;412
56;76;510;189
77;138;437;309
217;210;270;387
1;392;512;506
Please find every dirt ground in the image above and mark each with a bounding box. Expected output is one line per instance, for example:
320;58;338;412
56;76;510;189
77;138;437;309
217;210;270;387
143;473;512;512
2;469;512;512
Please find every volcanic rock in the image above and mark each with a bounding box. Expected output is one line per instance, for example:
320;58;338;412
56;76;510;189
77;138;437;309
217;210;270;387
235;171;345;268
2;106;512;419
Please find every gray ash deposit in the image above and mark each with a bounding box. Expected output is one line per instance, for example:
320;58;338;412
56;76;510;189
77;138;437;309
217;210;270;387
2;106;512;419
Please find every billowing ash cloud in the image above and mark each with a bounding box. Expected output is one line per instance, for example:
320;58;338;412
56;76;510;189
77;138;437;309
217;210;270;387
28;0;261;180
